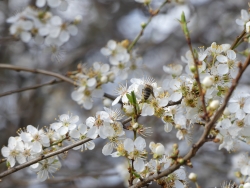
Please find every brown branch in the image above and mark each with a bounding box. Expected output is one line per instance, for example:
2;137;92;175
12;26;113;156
0;64;118;102
0;36;18;44
0;64;76;86
230;30;246;50
130;54;250;188
0;79;63;98
0;138;92;180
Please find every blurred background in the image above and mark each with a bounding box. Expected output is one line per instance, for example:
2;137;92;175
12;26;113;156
0;0;249;187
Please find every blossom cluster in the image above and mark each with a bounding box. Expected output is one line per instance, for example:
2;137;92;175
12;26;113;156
6;6;79;45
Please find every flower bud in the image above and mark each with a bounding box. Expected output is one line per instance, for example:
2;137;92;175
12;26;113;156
223;107;230;116
188;172;197;182
155;144;165;155
103;98;112;107
209;100;219;110
202;76;214;87
133;123;139;129
101;76;108;83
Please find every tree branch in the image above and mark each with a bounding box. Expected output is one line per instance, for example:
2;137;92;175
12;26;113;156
0;138;92;179
0;64;76;86
0;79;63;98
130;54;250;188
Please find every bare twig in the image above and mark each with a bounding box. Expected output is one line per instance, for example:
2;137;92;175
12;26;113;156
0;79;63;98
0;64;118;102
0;64;76;86
0;36;18;44
230;30;246;50
127;0;170;52
0;138;92;179
130;54;250;188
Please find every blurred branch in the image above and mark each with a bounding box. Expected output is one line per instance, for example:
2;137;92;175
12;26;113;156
0;64;118;102
127;0;170;52
0;79;63;98
0;64;76;85
130;54;250;188
230;29;246;50
0;138;92;179
0;36;18;44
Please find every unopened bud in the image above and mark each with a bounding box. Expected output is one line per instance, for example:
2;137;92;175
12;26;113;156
141;22;147;28
155;144;165;155
133;123;139;129
103;98;112;107
101;76;108;83
74;15;82;24
188;172;197;182
209;100;219;110
202;76;214;87
190;66;196;73
223;107;230;116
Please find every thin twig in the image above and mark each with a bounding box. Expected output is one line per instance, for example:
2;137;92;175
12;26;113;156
0;138;92;179
0;64;118;102
0;64;76;86
130;54;250;188
0;36;18;44
230;30;246;50
0;79;63;98
127;0;170;52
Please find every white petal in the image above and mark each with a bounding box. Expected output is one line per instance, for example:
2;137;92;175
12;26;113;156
58;0;68;11
20;132;33;142
36;0;46;7
100;48;111;56
20;31;31;43
79;124;87;134
228;103;240;113
32;141;42;153
16;154;26;164
71;90;83;101
86;141;95;150
124;138;134;153
174;180;184;188
69;129;80;138
216;55;227;63
217;64;229;75
48;0;61;8
8;137;17;150
59;30;69;43
27;125;38;135
134;158;145;172
83;99;93;110
59;126;68;135
112;95;121;106
243;98;250;113
134;136;146;151
49;26;61;38
236;109;245;120
50;122;62;130
227;50;236;60
37;169;49;181
171;92;182;102
67;25;78;36
87;126;98;139
8;156;16;167
107;40;116;50
59;114;69;121
69;115;79;124
102;143;113;156
1;147;10;157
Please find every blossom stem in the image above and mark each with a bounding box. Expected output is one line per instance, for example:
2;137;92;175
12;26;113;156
130;54;250;188
180;13;209;122
127;0;170;52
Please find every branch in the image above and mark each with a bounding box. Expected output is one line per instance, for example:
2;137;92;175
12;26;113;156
130;54;250;188
127;0;170;52
0;138;92;179
0;79;63;98
0;64;118;102
180;12;208;121
0;64;76;86
230;29;246;50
